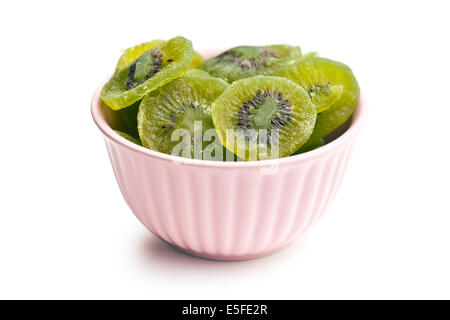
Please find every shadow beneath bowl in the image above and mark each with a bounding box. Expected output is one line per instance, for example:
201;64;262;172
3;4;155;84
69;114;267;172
137;232;312;276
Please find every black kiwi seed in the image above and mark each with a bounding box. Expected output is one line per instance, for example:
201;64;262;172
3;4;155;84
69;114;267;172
237;89;293;145
126;50;163;90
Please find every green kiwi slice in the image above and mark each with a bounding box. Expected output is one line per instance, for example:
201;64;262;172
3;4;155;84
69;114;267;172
212;76;316;160
114;130;142;145
137;71;229;160
101;36;194;110
274;57;360;144
201;45;301;83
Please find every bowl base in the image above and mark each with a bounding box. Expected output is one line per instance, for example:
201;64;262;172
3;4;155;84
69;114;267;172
160;238;294;261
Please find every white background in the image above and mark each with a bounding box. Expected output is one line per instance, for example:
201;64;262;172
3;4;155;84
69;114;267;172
0;0;449;299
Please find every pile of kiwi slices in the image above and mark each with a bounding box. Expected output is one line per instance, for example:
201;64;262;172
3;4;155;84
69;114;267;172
100;36;360;161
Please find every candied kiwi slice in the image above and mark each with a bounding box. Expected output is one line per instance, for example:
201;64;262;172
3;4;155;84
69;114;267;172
201;45;301;83
114;130;142;145
274;57;360;144
137;71;229;160
101;36;194;110
212;76;316;160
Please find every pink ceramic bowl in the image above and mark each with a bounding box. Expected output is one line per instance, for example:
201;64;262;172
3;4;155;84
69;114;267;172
91;50;366;260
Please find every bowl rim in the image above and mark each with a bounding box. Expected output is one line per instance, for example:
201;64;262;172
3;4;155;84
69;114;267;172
91;80;366;169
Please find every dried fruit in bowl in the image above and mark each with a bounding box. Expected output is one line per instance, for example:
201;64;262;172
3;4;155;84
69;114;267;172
100;37;360;160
